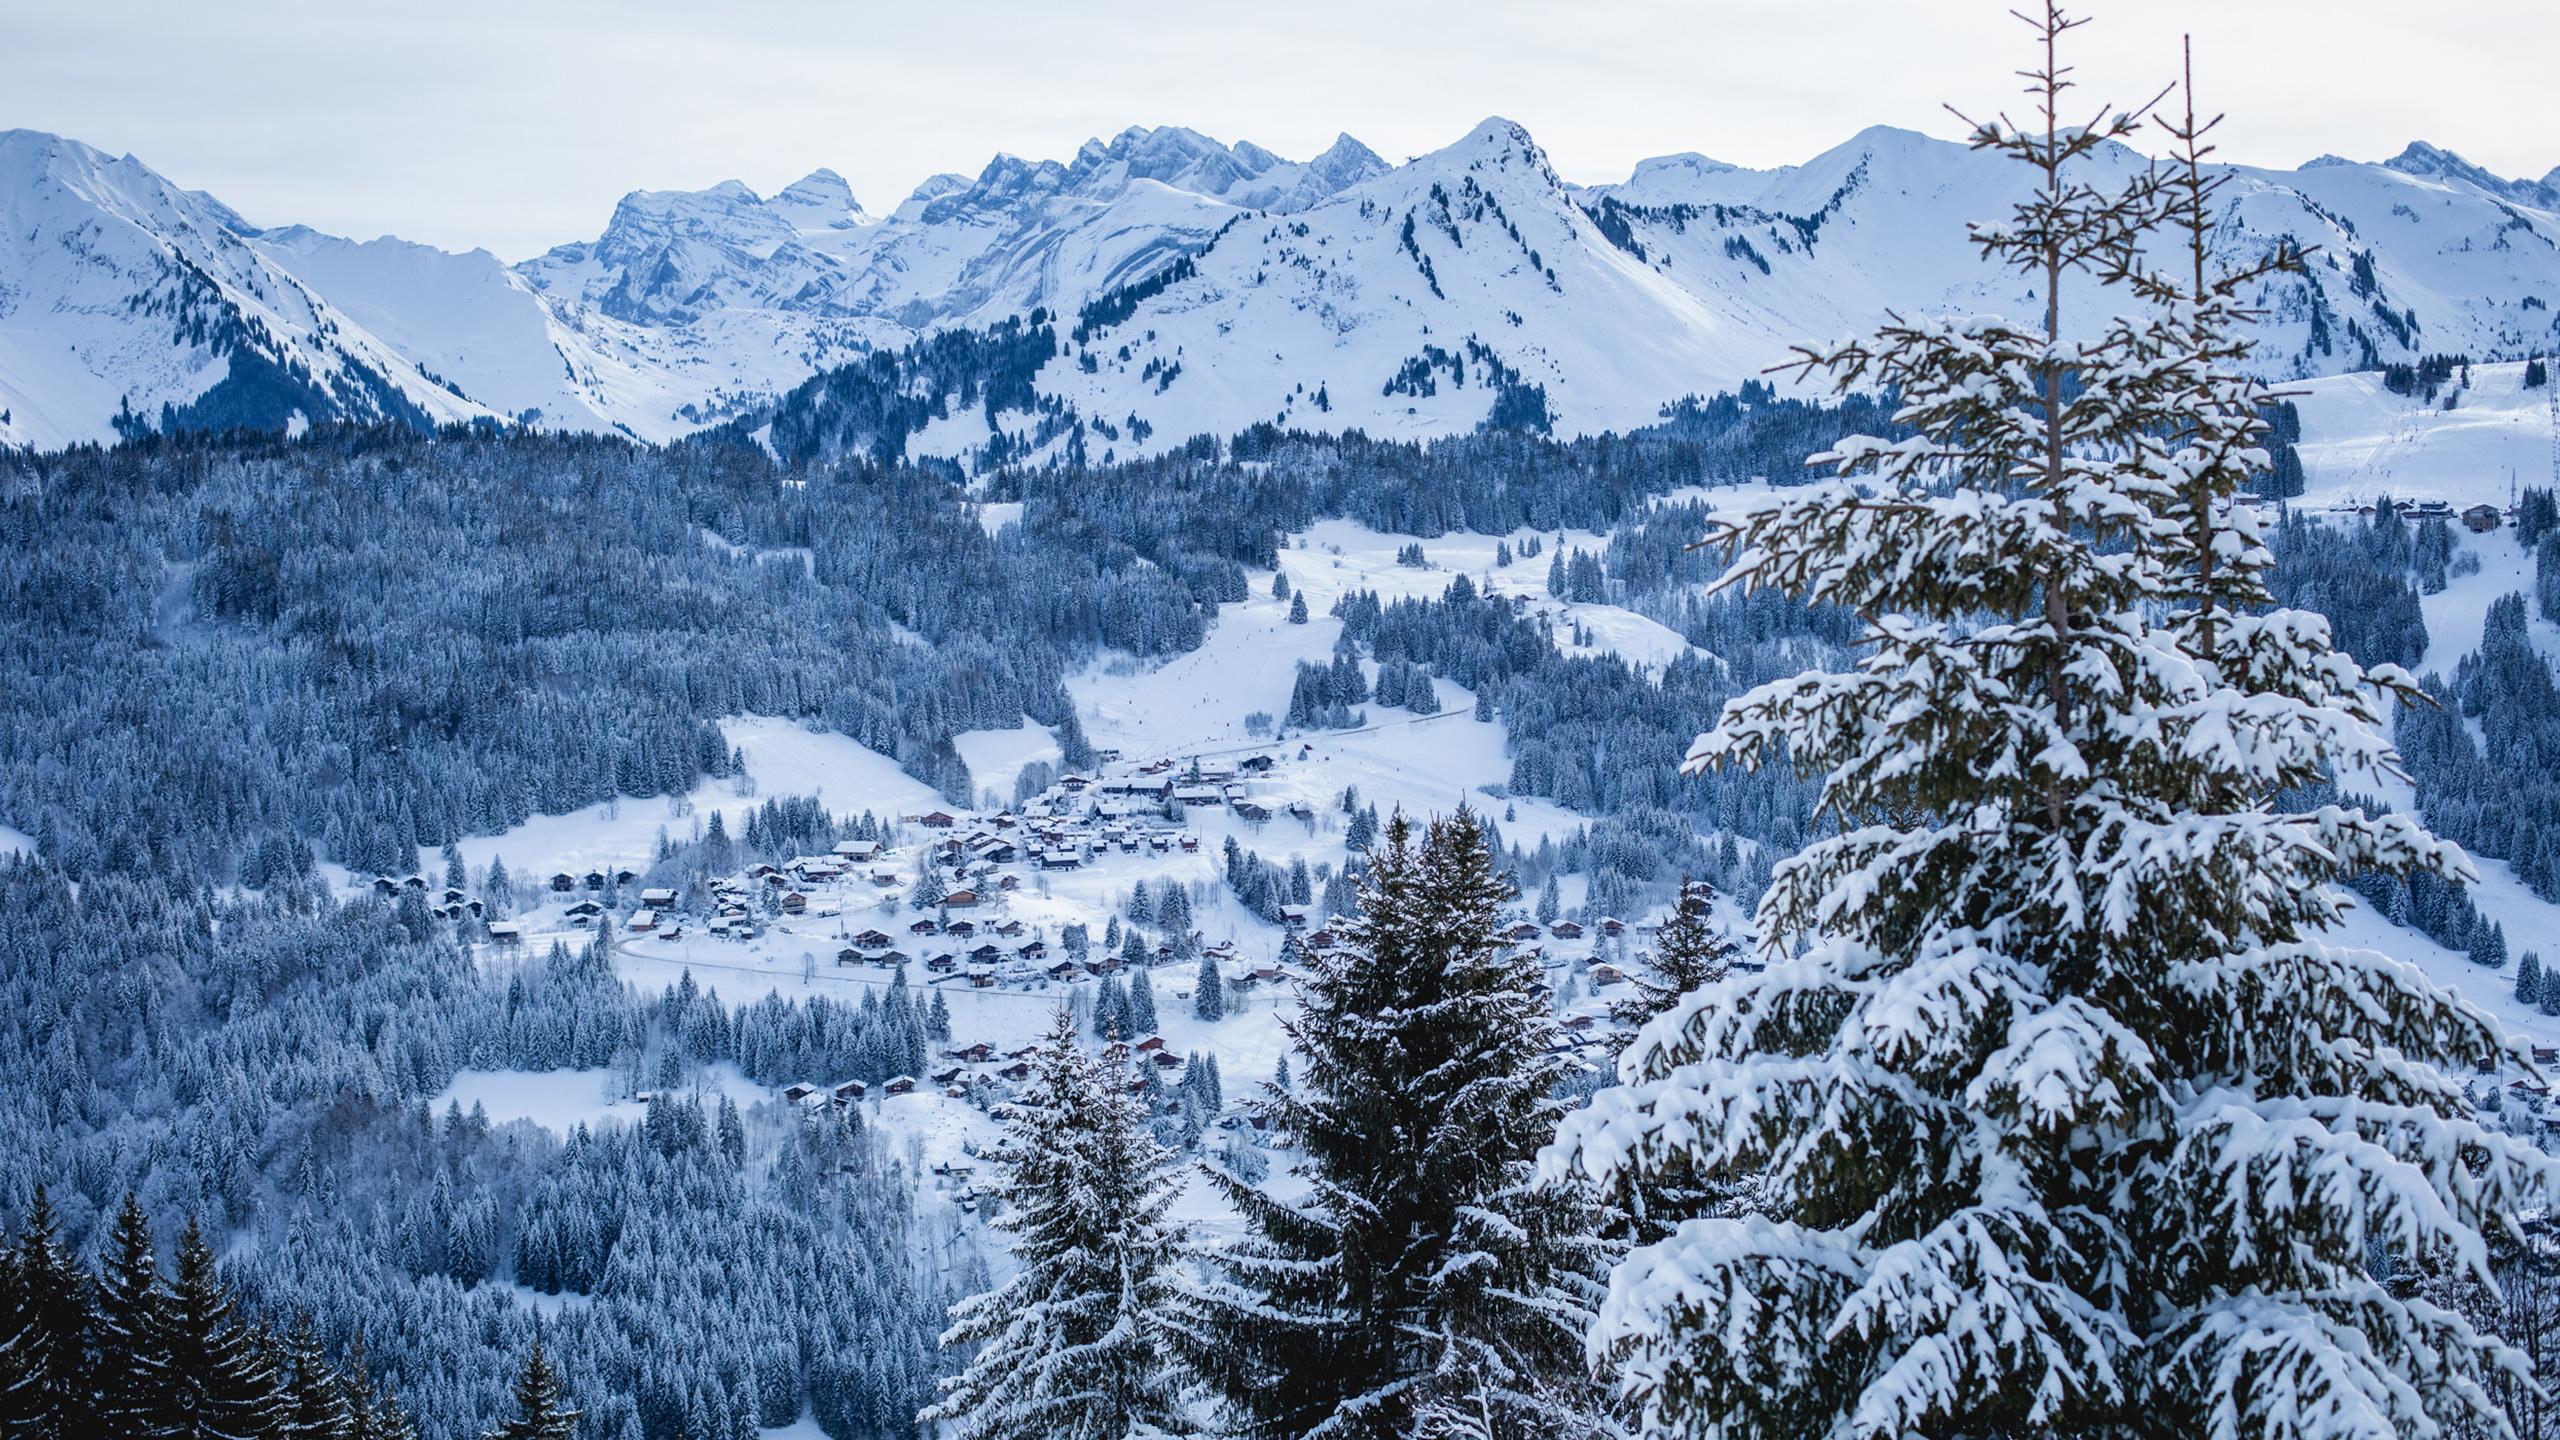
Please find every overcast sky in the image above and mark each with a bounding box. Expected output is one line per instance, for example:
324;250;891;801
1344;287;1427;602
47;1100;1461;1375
9;0;2553;262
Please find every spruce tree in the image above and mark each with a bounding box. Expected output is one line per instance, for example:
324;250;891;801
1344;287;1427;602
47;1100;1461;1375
2519;950;2545;1007
1548;14;2551;1439
486;1339;577;1440
0;1186;93;1438
925;1012;1189;1440
1126;964;1159;1036
283;1312;357;1440
158;1215;281;1440
1608;877;1735;1031
93;1193;168;1436
1193;947;1225;1021
909;858;947;912
1186;809;1613;1438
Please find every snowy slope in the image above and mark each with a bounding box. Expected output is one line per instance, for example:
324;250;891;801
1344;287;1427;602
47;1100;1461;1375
249;227;619;430
2289;359;2555;507
0;129;494;449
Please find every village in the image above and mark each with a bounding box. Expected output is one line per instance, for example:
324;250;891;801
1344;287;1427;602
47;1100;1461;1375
389;737;1690;1176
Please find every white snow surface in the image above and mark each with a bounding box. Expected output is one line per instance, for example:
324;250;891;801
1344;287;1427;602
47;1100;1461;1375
432;1064;768;1136
437;715;941;885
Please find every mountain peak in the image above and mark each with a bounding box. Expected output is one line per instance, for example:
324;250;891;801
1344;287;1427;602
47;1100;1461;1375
1310;132;1385;180
2382;141;2559;207
773;167;864;230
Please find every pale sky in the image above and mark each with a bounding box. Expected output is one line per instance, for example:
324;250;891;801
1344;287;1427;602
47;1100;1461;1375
8;0;2553;263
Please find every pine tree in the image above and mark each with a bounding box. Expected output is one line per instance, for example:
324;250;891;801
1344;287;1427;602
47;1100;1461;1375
93;1192;168;1437
1287;592;1309;625
0;1186;93;1438
924;1012;1190;1440
908;858;947;912
159;1215;281;1440
2519;951;2545;1007
486;1340;576;1440
282;1312;356;1440
1608;877;1735;1030
1125;965;1159;1036
1548;15;2550;1439
1186;809;1613;1439
1193;948;1225;1021
1092;976;1125;1042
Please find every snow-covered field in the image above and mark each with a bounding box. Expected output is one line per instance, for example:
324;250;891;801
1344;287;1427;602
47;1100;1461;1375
432;1064;770;1135
2292;361;2553;511
440;715;942;886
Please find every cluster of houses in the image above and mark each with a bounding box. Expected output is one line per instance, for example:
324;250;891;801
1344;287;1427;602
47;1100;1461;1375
2323;496;2509;533
611;751;1328;974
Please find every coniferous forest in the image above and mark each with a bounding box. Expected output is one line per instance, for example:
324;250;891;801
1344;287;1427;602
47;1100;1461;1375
7;7;2560;1440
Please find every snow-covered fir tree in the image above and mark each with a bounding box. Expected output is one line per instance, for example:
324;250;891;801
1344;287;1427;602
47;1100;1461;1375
1606;877;1734;1031
0;1186;89;1435
1547;12;2557;1439
1194;948;1226;1021
1185;808;1615;1440
92;1193;166;1434
159;1215;284;1438
1126;965;1160;1035
926;1011;1190;1440
486;1339;577;1440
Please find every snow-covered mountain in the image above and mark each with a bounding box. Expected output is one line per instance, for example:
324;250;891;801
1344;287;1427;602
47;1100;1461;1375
3;117;2555;454
1016;118;2560;459
0;129;495;450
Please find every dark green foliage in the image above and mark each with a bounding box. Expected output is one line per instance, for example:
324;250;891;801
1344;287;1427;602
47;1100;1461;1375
2266;509;2431;668
486;1341;576;1440
1185;809;1610;1439
2397;596;2560;901
0;1193;389;1440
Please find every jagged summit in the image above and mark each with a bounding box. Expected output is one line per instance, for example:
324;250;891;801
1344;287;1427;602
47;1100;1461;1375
2380;140;2560;208
772;167;865;230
